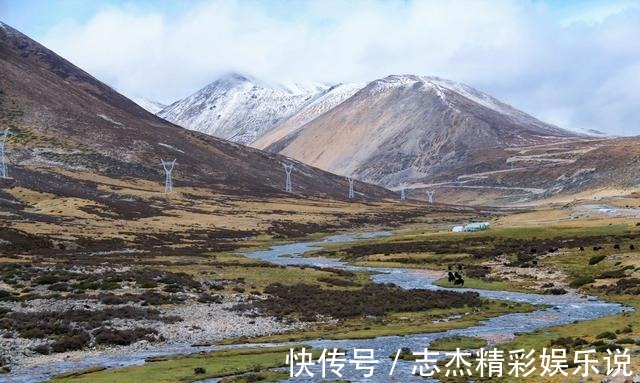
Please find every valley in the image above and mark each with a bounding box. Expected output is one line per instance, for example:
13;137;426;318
4;206;639;383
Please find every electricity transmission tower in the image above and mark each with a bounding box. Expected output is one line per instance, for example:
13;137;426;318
161;159;176;193
426;190;435;204
347;177;355;199
400;188;406;201
0;128;9;178
283;163;293;192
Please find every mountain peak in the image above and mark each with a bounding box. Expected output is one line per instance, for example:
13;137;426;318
159;72;333;144
207;72;334;97
205;72;261;90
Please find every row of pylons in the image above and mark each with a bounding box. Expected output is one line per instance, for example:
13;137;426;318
278;163;435;203
0;130;436;203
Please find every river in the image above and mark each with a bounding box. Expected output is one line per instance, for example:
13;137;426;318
3;231;627;382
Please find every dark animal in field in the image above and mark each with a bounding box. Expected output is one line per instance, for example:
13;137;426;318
593;246;603;251
457;264;463;270
631;244;635;250
454;272;461;279
579;246;584;251
614;244;620;250
448;265;452;271
454;277;464;286
448;272;456;283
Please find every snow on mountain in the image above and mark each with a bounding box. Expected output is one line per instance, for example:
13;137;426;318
262;74;592;203
252;82;364;149
158;73;332;145
131;97;167;114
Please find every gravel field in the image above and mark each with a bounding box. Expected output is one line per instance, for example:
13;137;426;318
0;294;308;370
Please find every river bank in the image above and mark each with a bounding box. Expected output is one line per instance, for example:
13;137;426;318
15;230;627;383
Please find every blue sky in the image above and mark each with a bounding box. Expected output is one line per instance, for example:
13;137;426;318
3;0;631;37
2;0;640;135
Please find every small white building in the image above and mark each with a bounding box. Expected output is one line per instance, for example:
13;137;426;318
452;222;490;232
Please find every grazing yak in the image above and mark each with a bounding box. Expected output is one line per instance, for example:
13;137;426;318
447;266;465;286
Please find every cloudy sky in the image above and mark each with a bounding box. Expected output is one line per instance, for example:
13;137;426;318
2;0;640;135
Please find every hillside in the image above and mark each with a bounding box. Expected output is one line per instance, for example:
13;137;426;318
0;22;393;204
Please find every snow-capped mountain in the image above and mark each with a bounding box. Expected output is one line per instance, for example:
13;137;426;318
253;82;364;149
158;73;333;145
260;74;627;204
131;97;167;114
154;72;627;205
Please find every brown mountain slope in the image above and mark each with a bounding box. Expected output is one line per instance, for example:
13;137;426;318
0;22;393;202
263;75;640;205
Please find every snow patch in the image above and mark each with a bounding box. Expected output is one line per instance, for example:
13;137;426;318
131;97;166;114
158;143;185;153
97;114;123;127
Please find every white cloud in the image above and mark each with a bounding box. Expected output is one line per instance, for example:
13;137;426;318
39;0;640;136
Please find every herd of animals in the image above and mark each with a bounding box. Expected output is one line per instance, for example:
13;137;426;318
447;264;465;286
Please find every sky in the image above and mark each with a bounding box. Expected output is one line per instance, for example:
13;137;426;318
1;0;640;136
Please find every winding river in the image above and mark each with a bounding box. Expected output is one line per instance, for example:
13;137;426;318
4;231;627;383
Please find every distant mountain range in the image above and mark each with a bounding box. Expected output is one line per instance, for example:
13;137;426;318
4;18;637;207
157;72;639;205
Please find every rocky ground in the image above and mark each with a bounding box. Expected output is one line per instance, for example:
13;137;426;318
0;294;308;370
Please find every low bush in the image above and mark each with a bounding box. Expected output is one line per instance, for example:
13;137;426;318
548;336;587;349
606;278;640;294
569;276;595;288
545;288;567;295
50;330;90;353
93;327;159;346
597;269;626;279
595;344;623;353
197;294;223;304
252;283;482;321
589;255;606;265
596;331;617;340
317;277;360;287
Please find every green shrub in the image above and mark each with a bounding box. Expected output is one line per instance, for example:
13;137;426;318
596;331;617;340
595;344;623;353
569;276;595;288
589;255;606;265
598;269;626;279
